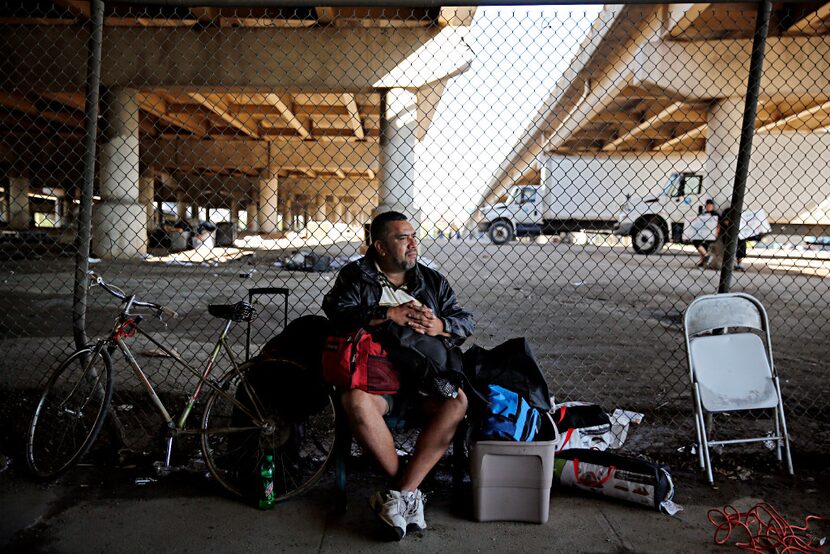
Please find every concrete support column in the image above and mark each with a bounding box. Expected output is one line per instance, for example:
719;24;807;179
246;199;258;232
176;190;188;221
325;195;336;223
52;188;65;228
344;200;355;226
93;88;147;259
138;173;155;229
704;97;746;204
278;196;288;231
374;88;421;228
313;194;326;222
284;196;294;231
229;196;239;226
302;198;310;228
335;201;346;221
258;168;279;234
9;176;30;230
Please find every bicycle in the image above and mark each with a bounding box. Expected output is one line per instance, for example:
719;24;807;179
25;272;336;502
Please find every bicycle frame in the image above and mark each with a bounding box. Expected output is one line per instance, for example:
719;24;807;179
103;296;266;467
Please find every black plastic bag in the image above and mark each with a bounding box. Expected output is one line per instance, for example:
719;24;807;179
463;338;551;412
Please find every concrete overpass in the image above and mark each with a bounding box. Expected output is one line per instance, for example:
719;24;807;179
0;2;475;258
480;2;830;221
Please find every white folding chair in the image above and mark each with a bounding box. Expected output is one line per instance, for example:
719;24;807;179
684;292;794;484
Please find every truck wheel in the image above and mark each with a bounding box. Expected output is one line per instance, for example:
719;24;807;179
488;221;514;245
632;223;665;255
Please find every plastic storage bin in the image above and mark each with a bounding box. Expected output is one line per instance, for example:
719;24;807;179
471;439;557;523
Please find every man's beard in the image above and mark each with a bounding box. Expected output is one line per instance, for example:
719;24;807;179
396;255;416;271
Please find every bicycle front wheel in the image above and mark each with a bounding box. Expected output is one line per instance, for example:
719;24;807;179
201;360;336;502
26;346;114;479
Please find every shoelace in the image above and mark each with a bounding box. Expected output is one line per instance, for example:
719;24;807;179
403;492;426;517
383;493;407;515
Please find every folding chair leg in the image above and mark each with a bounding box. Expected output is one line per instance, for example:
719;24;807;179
692;387;705;470
774;377;795;476
699;413;715;485
773;407;783;463
694;384;715;485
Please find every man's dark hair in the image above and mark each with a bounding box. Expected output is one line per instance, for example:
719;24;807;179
705;199;715;206
370;211;407;244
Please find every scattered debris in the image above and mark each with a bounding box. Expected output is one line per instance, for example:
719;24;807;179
134;477;157;486
608;409;645;449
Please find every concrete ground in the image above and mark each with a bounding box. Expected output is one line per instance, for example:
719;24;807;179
2;455;828;553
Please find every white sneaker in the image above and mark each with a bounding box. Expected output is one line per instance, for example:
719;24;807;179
402;489;427;531
369;490;407;541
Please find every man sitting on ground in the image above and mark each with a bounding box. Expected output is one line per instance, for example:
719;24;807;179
322;211;474;540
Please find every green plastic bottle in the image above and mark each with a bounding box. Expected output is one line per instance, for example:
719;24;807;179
258;454;276;510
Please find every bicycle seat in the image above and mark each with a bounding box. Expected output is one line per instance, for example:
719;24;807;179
208;302;257;322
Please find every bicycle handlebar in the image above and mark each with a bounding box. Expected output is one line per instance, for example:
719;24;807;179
89;271;178;319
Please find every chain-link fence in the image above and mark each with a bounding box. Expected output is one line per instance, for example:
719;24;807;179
1;2;829;469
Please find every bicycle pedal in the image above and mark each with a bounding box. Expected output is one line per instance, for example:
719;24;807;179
152;460;174;477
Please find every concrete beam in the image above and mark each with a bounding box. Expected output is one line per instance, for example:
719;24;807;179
602;101;687;151
756;100;830;133
545;66;635;153
141;137;380;174
1;25;472;92
655;123;706;152
662;4;711;39
784;2;830;35
284;176;378;199
0;91;84;128
633;36;830;101
137;92;208;137
342;93;365;140
257;93;310;139
189;92;260;138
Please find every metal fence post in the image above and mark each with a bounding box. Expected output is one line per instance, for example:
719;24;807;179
72;0;105;351
718;0;771;294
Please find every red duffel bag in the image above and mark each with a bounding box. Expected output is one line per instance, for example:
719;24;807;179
322;328;400;394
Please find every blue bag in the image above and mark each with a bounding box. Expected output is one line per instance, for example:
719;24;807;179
480;384;544;441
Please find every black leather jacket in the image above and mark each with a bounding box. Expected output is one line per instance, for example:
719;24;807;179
322;254;475;348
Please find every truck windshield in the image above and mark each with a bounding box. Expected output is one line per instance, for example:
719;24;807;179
664;173;682;197
520;187;538;204
667;174;702;198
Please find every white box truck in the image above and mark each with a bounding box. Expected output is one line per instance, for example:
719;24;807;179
480;133;830;251
613;171;772;254
478;153;702;244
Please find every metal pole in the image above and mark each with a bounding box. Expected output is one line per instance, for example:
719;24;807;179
718;0;771;294
73;0;105;350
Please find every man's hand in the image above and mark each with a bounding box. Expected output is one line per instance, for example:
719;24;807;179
385;301;419;327
380;302;449;337
405;304;449;337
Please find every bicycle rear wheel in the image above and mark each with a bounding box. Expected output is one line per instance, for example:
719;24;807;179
26;346;114;479
201;359;336;502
